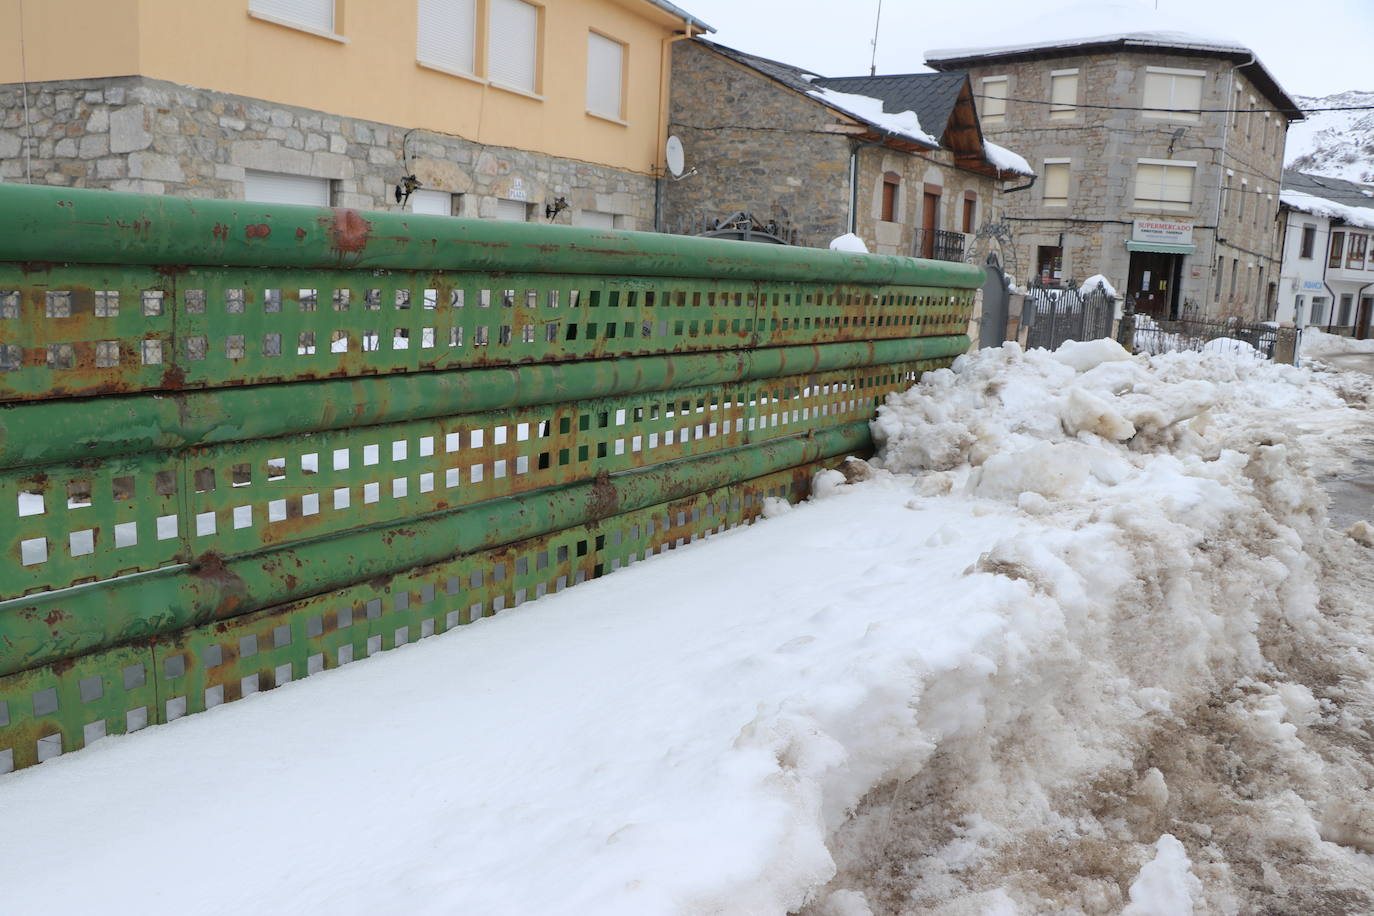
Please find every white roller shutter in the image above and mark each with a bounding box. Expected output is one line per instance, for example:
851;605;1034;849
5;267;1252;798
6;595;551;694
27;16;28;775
574;210;616;229
242;171;331;206
410;189;455;216
489;0;539;93
1143;69;1203;121
1049;71;1077;119
250;0;334;32
586;32;624;119
417;0;476;75
494;199;529;221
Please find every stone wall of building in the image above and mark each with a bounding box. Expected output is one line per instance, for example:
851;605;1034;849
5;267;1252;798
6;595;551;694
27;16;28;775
664;41;853;248
0;76;655;228
966;50;1289;316
853;145;1002;259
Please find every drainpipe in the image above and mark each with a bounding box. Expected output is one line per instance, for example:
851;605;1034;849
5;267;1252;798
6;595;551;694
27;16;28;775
654;25;699;233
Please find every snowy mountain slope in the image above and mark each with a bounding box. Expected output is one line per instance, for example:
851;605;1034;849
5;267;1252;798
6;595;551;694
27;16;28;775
1286;90;1374;184
3;343;1374;914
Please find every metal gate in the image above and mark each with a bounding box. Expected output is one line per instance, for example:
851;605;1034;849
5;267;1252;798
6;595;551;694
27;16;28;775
1024;280;1116;350
0;184;982;774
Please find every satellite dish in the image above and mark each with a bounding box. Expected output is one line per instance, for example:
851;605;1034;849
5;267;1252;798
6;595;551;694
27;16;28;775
665;135;685;178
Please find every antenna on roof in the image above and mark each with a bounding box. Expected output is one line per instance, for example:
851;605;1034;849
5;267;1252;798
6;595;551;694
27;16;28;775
869;0;883;76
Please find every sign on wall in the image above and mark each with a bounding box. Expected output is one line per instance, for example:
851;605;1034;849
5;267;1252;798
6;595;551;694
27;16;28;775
1132;219;1194;245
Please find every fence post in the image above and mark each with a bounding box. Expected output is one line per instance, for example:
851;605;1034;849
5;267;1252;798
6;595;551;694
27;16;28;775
1274;326;1299;365
1116;297;1137;351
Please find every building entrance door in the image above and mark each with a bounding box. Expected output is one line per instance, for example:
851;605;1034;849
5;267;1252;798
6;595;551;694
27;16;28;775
1128;251;1181;317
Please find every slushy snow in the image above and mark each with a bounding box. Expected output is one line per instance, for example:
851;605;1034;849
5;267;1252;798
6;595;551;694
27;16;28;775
4;338;1374;915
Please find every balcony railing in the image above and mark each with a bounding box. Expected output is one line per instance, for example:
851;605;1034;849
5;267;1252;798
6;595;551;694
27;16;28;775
914;228;966;262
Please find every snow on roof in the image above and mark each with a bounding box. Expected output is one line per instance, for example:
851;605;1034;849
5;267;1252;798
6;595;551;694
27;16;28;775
806;85;939;149
984;141;1034;177
1280;189;1374;231
926;0;1246;62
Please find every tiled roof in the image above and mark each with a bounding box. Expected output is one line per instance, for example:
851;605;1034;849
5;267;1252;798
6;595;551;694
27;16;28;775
701;41;824;97
1283;169;1374;210
812;72;970;143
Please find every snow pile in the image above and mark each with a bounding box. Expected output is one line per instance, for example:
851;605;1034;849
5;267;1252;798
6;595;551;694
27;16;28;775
4;342;1374;915
926;0;1246;61
829;232;870;253
1079;273;1120;298
1280;187;1374;230
807;85;939;148
1301;325;1374;359
983;141;1034;177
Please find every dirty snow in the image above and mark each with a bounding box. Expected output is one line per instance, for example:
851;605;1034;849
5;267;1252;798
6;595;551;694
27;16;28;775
4;339;1374;915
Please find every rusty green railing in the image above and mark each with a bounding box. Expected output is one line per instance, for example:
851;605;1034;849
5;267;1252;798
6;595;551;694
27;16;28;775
0;184;981;773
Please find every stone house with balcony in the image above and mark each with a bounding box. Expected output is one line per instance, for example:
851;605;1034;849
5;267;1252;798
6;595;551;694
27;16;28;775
0;0;711;229
1277;169;1374;336
663;39;1034;258
927;28;1302;318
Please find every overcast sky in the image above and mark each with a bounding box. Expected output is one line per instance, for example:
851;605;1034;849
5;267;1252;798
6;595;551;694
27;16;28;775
677;0;1372;99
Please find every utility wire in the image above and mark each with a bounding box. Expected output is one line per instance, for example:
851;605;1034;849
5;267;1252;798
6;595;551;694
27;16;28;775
973;94;1374;115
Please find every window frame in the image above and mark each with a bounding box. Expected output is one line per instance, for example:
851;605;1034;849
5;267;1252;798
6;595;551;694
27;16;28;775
487;0;543;98
880;172;901;223
1048;68;1079;120
248;0;344;42
1132;158;1198;213
1348;233;1368;270
1141;66;1205;123
981;76;1009;125
1330;231;1346;269
416;0;482;81
1299;224;1316;259
585;29;628;123
1042;158;1071;207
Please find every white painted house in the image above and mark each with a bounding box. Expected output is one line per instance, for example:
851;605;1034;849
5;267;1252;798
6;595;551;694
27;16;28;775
1278;170;1374;335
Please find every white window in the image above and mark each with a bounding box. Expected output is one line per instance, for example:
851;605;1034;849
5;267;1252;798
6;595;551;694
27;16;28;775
417;0;477;77
587;32;625;120
1042;159;1070;206
489;0;539;94
250;0;334;33
981;76;1008;125
574;210;616;229
1143;67;1204;121
1049;69;1078;119
494;198;529;221
242;171;331;206
409;189;456;216
1133;159;1197;211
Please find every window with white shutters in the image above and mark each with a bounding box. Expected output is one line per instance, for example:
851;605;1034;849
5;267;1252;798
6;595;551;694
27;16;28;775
1133;160;1197;211
409;189;456;216
417;0;477;76
242;171;332;206
488;0;539;94
981;77;1008;125
574;210;616;229
586;32;625;120
1142;67;1204;122
1042;160;1070;206
249;0;334;33
1049;70;1078;120
494;198;529;221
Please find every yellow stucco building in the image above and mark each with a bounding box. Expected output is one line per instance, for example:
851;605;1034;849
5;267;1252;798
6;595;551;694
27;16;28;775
0;0;709;227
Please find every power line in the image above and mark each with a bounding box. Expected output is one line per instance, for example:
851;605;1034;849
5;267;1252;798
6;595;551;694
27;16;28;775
973;94;1374;115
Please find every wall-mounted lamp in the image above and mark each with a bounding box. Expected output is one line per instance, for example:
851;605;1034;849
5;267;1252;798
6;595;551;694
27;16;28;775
394;174;422;208
545;197;569;222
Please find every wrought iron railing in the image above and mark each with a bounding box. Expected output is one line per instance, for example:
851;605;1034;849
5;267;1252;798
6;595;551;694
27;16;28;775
914;228;967;263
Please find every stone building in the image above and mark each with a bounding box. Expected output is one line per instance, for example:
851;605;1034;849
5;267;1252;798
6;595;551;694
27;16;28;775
1276;169;1374;335
0;0;711;229
664;40;1033;258
926;29;1302;318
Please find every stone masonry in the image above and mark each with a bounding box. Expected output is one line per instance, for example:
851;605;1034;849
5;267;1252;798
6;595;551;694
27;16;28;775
953;49;1290;317
665;41;1004;256
0;76;654;228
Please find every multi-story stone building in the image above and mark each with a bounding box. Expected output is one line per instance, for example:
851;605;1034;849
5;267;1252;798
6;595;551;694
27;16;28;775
1277;169;1374;336
0;0;710;229
664;40;1033;258
926;29;1302;318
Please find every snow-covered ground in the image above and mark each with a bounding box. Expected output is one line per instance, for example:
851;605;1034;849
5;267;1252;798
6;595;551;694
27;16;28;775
4;339;1374;915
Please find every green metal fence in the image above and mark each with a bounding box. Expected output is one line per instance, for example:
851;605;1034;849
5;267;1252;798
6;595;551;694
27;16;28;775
0;184;981;774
